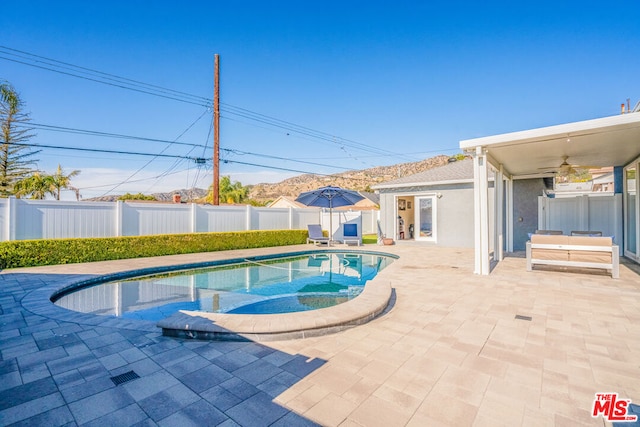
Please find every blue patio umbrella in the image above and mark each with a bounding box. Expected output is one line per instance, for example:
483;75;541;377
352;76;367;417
295;186;364;243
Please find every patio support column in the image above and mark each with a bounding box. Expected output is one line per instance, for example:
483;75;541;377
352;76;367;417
494;165;504;261
473;146;490;275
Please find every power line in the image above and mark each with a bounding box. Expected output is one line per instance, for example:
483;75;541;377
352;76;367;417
7;140;375;185
19;121;355;171
101;109;210;196
219;158;374;183
220;158;336;177
0;46;211;104
0;54;209;108
80;167;190;190
25;122;210;150
1;46;420;162
221;103;414;160
221;148;351;170
6;141;206;161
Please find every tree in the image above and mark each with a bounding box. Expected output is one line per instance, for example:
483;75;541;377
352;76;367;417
118;192;156;201
0;81;39;197
13;165;81;200
50;164;81;200
12;172;54;199
201;176;249;204
219;176;249;204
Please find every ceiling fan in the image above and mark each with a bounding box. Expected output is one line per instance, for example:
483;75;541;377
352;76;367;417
539;156;599;176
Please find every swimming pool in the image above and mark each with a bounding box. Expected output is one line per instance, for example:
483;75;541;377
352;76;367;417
53;252;394;321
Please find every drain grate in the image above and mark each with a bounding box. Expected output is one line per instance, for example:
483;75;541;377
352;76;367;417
515;314;532;321
110;370;140;386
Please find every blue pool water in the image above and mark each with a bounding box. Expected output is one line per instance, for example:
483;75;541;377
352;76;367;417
54;252;394;320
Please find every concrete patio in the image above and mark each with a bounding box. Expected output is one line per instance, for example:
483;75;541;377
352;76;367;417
1;243;639;426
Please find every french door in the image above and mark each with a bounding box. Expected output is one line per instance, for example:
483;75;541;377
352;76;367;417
414;196;437;242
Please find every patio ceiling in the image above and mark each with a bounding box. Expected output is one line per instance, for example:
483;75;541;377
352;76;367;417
460;113;640;177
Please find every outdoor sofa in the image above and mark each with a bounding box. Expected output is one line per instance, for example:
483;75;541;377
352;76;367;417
526;233;619;278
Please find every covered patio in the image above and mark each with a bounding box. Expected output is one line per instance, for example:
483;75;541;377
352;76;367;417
460;112;640;275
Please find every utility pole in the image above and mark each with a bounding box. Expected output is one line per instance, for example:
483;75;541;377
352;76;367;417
213;54;220;205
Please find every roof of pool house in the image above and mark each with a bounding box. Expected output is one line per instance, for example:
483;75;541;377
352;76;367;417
372;158;474;190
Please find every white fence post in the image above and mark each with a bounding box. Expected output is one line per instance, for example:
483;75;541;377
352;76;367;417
537;196;547;231
5;196;16;241
190;203;197;233
579;195;589;231
288;207;293;229
246;205;252;230
115;200;123;237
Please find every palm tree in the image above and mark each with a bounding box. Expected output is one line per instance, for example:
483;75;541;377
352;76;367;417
13;165;81;200
219;176;248;204
50;164;80;200
201;176;249;204
12;172;54;199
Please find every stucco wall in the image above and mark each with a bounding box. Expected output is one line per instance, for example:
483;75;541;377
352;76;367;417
512;178;546;251
378;183;485;248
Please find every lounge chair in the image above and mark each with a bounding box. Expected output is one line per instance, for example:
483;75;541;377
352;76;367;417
571;230;603;236
342;223;361;246
307;224;330;245
534;230;563;235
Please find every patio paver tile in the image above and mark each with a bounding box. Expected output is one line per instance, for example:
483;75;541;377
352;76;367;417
157;398;227;427
0;392;66;425
226;391;290;427
138;383;201;421
82;403;148;427
122;370;181;402
304;392;357;427
347;394;412;427
67;386;135;425
2;245;640;426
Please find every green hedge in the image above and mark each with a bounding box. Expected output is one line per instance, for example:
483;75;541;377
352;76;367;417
0;230;309;269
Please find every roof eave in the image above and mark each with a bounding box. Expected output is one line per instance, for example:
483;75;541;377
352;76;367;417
460;113;640;150
372;178;476;190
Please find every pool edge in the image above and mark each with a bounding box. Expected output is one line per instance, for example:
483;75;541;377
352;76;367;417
157;280;394;341
28;247;398;341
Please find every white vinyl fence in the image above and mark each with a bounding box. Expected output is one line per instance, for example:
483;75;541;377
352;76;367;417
538;194;622;243
0;198;379;241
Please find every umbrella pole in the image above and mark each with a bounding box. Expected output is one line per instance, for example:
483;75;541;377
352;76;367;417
329;202;333;246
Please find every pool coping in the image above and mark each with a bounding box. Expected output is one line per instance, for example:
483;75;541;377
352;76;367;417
23;248;398;341
157;275;394;342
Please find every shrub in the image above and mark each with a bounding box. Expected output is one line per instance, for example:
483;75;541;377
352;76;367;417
0;230;308;269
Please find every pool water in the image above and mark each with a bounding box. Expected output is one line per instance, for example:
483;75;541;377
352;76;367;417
54;252;393;320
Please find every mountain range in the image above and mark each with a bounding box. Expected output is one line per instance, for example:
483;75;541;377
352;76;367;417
85;154;458;203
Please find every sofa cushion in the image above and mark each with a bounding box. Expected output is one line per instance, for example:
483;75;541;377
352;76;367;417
530;234;569;261
567;236;612;247
531;234;569;245
569;251;612;263
532;248;569;261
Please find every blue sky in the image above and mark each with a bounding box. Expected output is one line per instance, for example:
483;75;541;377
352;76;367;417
2;1;639;199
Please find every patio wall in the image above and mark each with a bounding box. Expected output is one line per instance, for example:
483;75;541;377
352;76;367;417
0;198;379;241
